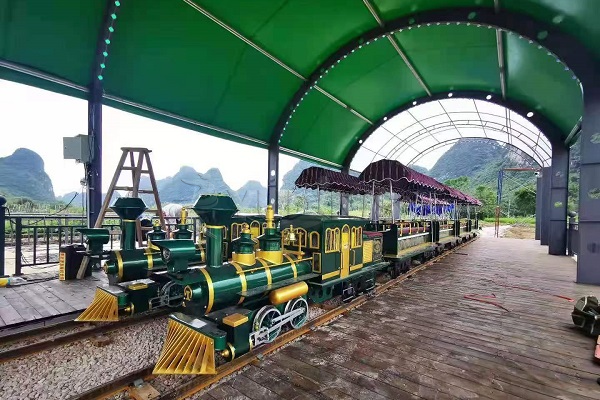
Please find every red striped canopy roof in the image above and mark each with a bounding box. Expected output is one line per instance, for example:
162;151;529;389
359;160;481;206
295;166;384;195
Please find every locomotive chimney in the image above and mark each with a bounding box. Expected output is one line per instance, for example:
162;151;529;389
192;195;238;268
110;197;147;250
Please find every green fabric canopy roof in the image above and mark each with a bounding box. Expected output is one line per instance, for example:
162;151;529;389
0;0;591;168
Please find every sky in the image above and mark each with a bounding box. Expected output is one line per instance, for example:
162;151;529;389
0;80;515;199
0;80;298;196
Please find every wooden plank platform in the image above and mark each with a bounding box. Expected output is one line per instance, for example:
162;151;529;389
0;271;106;330
203;237;600;400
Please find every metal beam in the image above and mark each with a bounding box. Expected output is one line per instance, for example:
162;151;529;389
408;136;541;168
0;59;88;92
493;1;507;99
273;7;596;159
387;35;432;96
564;118;582;146
342;90;564;169
496;30;507;100
362;0;431;96
104;94;269;146
183;0;373;132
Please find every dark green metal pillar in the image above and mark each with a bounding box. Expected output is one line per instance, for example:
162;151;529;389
577;86;600;284
535;174;542;241
267;143;279;213
339;166;349;216
540;167;551;246
0;196;6;277
548;144;569;255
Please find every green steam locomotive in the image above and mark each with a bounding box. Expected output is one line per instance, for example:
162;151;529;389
77;194;476;374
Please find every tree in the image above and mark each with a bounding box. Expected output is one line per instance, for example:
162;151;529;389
444;176;470;193
474;185;496;219
512;187;536;216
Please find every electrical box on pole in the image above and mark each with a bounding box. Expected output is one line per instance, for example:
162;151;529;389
63;134;91;163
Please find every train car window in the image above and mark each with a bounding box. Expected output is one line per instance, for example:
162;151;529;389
298;228;308;247
351;226;363;248
309;231;320;249
230;223;241;240
312;253;321;273
325;228;340;253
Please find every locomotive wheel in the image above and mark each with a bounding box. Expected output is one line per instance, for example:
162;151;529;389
253;305;282;343
284;297;309;329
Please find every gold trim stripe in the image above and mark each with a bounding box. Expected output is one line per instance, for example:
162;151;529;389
115;251;124;280
231;262;247;304
350;263;363;272
322;270;340;280
237;258;313;274
147;254;153;270
199;268;215;314
283;254;297;279
205;225;225;229
255;258;272;286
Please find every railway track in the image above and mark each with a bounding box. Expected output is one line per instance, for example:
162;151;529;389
69;238;476;400
0;309;170;363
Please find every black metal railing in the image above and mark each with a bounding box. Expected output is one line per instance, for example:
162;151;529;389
567;222;579;256
2;213;202;276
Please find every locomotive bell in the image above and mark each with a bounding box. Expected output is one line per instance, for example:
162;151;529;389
288;225;297;242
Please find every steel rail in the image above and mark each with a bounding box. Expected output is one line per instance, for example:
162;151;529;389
67;237;477;400
160;237;477;400
0;309;169;363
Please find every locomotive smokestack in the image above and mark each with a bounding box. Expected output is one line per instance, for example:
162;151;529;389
110;197;147;250
192;195;238;268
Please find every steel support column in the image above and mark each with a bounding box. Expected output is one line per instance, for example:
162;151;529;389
577;86;600;284
85;0;116;227
535;174;542;240
87;94;102;227
339;166;350;216
540;167;551;246
548;144;569;255
0;196;6;276
267;143;279;213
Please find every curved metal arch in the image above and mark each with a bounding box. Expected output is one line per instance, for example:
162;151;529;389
343;91;566;169
377;114;552;166
407;137;541;169
358;120;548;171
270;7;595;154
382;123;550;168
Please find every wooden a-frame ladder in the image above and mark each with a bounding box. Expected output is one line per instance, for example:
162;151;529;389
95;147;166;247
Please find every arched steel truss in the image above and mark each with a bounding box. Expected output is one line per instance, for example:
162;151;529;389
408;138;538;169
350;99;551;172
270;7;596;150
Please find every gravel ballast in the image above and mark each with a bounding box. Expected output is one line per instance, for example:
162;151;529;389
0;317;168;400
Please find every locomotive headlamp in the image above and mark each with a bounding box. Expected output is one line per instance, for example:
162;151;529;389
151;240;197;273
162;249;172;263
